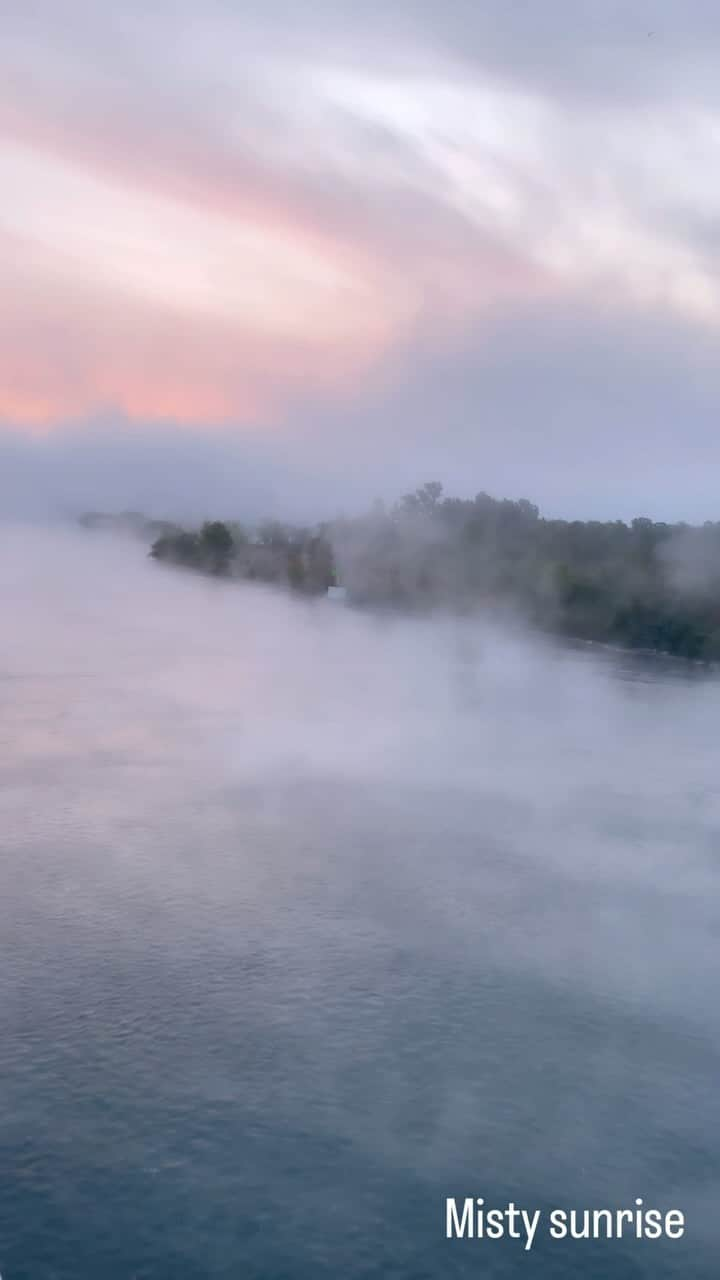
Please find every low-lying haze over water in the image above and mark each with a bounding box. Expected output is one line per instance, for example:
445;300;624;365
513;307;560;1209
1;526;719;1277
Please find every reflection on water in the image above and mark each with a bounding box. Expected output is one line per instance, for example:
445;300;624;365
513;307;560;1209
1;526;719;1278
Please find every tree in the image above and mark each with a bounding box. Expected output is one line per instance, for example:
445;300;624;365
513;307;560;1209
200;521;234;574
400;480;443;515
286;548;306;590
150;530;202;565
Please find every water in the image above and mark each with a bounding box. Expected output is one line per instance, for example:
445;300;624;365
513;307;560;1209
1;526;719;1278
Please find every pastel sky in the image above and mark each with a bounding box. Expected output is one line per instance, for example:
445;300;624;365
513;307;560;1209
3;1;720;520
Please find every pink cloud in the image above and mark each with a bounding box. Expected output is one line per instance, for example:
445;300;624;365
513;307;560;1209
0;61;549;430
0;229;391;429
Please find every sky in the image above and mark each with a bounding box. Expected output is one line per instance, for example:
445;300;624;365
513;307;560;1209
3;0;720;522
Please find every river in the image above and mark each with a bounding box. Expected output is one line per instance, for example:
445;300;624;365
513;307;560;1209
1;526;718;1278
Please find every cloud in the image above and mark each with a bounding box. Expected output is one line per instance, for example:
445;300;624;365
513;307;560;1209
282;293;720;521
2;0;720;514
372;0;720;106
5;292;720;524
0;219;390;428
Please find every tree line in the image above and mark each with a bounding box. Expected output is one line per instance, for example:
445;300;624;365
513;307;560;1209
143;484;720;660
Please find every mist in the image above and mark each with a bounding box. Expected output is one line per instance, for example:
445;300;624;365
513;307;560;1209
2;524;718;1277
7;0;720;1270
5;523;719;992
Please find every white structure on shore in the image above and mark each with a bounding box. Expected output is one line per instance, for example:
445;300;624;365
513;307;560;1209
326;585;347;603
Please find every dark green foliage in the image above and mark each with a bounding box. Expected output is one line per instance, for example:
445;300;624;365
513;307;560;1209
150;530;203;567
150;517;338;595
332;484;720;658
146;485;720;661
200;521;234;573
150;522;234;575
286;548;306;590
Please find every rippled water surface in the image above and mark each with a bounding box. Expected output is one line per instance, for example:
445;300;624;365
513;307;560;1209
1;527;719;1278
